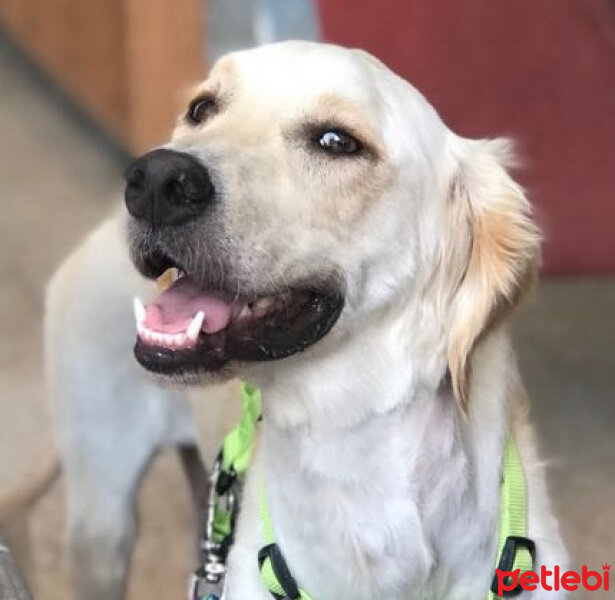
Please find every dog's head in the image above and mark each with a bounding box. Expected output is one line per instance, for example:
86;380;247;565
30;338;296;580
126;41;539;405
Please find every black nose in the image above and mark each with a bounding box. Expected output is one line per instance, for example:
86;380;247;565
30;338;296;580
124;149;215;226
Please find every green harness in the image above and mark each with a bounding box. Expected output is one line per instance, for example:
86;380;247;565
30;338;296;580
192;383;535;600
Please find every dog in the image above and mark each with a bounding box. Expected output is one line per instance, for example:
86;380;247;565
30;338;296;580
120;41;567;599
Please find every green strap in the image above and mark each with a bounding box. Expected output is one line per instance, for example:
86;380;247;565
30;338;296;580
487;435;534;599
259;480;314;600
259;478;275;546
211;504;233;544
222;382;261;475
498;436;532;568
210;383;261;545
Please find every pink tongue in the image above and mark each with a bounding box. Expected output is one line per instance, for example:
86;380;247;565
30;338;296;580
143;277;234;334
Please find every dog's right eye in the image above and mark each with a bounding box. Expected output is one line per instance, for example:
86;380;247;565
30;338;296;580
317;130;361;155
187;97;217;125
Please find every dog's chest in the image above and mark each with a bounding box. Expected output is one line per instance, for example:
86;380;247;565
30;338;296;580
263;417;438;600
254;406;498;600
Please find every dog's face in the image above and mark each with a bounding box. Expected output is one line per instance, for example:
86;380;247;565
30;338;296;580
126;41;539;400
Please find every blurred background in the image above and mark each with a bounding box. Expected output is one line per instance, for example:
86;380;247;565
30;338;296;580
0;1;613;599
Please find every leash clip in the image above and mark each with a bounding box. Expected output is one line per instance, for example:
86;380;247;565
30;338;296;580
190;562;226;600
191;454;240;600
204;454;238;552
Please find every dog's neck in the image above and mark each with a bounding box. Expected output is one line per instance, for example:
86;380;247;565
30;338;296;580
259;303;449;430
252;319;512;600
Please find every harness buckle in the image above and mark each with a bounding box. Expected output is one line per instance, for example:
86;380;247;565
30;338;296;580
490;535;536;597
258;543;301;600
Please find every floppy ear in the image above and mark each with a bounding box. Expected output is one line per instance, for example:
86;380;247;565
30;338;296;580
446;139;541;414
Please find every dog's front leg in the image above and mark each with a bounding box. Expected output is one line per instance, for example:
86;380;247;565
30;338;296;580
57;384;189;600
46;213;198;600
62;428;156;600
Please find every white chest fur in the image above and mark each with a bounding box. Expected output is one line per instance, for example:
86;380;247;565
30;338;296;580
229;391;500;600
224;333;565;600
265;404;436;599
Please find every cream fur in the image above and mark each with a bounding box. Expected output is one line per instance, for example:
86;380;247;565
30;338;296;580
161;42;567;599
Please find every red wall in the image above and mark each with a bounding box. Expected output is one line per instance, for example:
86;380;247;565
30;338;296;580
317;0;615;275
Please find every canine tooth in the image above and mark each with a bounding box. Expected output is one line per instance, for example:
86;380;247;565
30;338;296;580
186;311;205;342
133;297;146;325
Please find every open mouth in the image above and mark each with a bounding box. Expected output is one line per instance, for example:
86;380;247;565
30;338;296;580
132;260;343;377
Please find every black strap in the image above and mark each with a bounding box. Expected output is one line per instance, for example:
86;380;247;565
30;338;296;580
258;543;301;600
490;536;536;597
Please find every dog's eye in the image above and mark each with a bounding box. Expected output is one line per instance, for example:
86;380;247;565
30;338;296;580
187;97;216;125
317;130;361;155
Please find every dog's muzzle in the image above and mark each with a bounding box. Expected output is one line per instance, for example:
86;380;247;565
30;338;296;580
123;150;345;380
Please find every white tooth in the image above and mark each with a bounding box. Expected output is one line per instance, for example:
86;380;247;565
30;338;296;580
133;297;146;325
175;333;187;347
186;311;205;342
238;305;252;319
170;268;180;282
163;334;173;346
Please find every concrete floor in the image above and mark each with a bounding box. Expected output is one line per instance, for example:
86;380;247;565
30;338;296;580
1;33;614;600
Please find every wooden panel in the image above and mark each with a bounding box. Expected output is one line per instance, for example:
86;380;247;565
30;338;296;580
0;0;128;136
60;0;128;137
0;0;206;152
0;0;34;46
124;0;207;153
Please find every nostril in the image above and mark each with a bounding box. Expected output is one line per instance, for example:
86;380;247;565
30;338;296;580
165;172;210;205
126;167;145;191
165;179;188;206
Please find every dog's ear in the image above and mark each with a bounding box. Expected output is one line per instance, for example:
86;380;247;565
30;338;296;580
445;139;541;414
